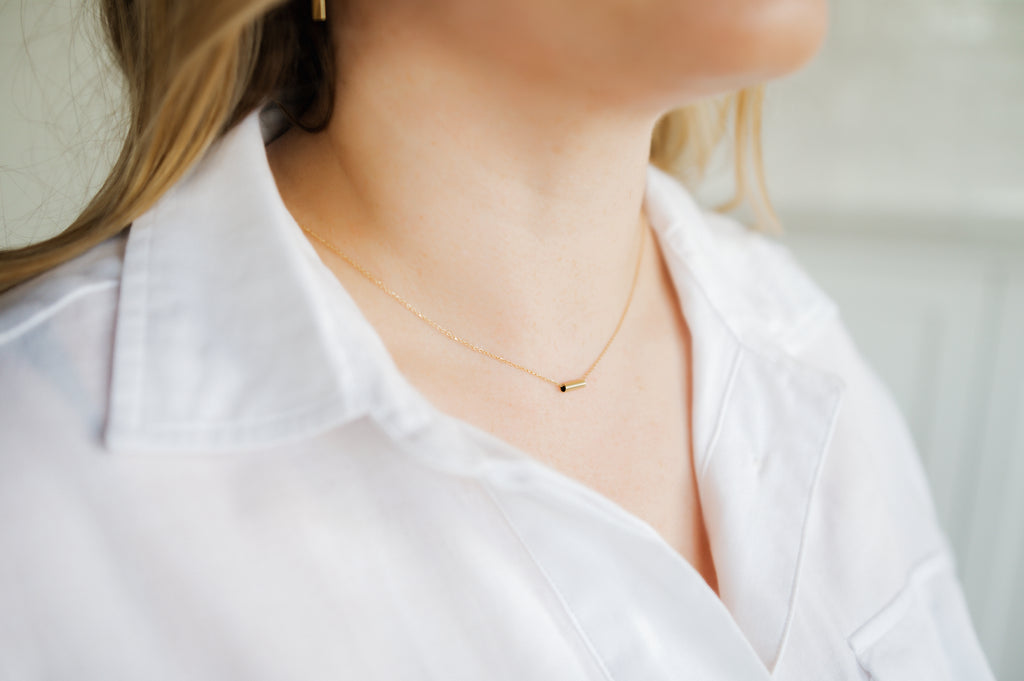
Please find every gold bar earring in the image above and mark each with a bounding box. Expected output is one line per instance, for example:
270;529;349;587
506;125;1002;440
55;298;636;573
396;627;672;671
312;0;326;22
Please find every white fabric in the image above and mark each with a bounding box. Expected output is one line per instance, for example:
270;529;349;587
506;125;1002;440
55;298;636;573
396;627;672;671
0;109;995;680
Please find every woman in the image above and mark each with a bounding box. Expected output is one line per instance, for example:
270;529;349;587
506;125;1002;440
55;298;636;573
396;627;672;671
0;0;995;678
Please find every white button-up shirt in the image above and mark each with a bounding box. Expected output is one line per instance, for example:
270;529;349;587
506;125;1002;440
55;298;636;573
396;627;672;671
0;109;995;680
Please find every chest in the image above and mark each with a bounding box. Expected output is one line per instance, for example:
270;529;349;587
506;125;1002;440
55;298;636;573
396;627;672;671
505;389;719;598
394;302;718;598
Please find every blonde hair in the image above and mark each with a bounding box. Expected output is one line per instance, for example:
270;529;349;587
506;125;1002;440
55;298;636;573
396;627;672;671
0;0;777;293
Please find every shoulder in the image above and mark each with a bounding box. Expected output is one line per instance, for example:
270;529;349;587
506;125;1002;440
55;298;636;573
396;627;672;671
720;210;954;571
761;239;993;674
806;316;993;676
803;306;946;557
696;206;842;357
713;215;994;675
680;202;948;593
645;164;839;356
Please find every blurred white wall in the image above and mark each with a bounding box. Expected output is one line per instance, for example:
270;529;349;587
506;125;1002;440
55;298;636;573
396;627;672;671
767;0;1024;223
2;0;1023;678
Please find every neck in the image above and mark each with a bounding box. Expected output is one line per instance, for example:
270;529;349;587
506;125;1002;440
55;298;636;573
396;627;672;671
268;11;664;358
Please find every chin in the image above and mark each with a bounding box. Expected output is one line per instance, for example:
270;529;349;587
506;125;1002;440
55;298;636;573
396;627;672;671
657;0;829;102
741;0;829;80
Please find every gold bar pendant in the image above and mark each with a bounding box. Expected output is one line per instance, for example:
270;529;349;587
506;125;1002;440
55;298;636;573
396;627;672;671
312;0;327;21
559;379;587;393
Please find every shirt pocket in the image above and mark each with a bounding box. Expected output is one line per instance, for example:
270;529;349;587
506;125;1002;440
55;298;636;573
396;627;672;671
846;549;995;681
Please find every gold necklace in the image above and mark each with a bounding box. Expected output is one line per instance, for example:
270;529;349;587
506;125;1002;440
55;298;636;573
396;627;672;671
299;214;647;393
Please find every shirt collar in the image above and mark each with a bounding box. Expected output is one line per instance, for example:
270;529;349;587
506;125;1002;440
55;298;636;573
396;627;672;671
104;107;846;672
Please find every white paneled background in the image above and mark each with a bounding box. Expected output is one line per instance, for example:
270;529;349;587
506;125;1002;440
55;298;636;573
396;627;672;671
3;0;1023;679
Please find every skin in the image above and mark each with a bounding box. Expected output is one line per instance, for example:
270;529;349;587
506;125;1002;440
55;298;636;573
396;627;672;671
267;0;827;597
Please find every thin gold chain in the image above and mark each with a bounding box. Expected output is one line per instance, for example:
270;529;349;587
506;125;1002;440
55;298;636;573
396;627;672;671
299;214;647;392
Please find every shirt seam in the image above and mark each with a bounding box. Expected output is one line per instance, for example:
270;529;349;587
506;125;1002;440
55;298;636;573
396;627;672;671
113;395;355;433
0;280;118;347
104;396;367;453
479;479;617;681
108;219;151;434
770;370;847;671
697;343;745;482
